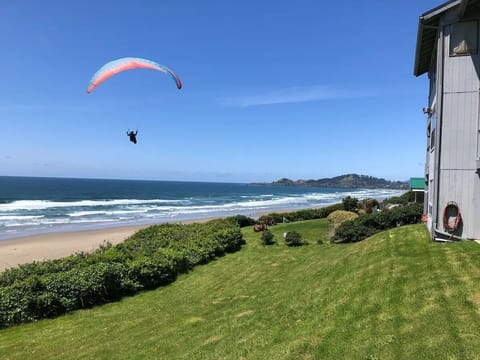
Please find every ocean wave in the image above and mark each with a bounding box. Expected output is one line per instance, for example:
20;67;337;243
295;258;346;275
4;218;113;228
68;209;150;217
0;199;191;211
0;215;44;221
0;188;407;238
240;194;274;198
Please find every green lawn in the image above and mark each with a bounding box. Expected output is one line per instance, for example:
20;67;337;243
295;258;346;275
1;220;480;359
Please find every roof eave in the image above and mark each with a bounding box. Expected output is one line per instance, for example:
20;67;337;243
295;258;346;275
422;0;462;22
413;21;427;77
414;0;464;76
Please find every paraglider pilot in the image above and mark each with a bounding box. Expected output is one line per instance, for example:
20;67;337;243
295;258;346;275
127;130;138;144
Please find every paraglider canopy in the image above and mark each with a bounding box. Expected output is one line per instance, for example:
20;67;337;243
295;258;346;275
87;57;182;93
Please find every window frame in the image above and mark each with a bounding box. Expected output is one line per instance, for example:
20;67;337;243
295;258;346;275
449;20;479;57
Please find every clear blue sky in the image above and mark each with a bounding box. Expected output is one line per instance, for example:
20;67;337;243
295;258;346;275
0;0;440;183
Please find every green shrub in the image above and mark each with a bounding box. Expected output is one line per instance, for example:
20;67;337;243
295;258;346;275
128;251;178;290
383;191;414;205
257;203;344;226
261;229;275;245
333;220;379;243
0;219;244;329
227;215;256;228
333;203;423;243
342;196;359;212
391;203;423;225
284;231;305;247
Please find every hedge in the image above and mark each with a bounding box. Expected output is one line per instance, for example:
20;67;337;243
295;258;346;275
257;203;344;225
0;219;244;329
333;203;423;243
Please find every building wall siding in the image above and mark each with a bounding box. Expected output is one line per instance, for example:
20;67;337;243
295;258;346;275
443;53;479;93
435;16;480;238
438;171;480;238
440;92;478;170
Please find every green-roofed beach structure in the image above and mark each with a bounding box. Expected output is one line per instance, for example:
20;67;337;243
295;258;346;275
409;177;425;204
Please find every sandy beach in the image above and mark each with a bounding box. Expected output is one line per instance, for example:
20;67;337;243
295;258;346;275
0;217;228;272
0;204;287;272
0;225;149;271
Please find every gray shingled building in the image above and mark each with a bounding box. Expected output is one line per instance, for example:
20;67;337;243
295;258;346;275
415;0;480;240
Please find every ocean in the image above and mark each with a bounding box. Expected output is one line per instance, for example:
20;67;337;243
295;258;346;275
0;176;406;240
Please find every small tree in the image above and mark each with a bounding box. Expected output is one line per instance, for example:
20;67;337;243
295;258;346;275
258;215;276;226
342;196;359;212
261;229;275;245
362;198;379;214
284;231;304;247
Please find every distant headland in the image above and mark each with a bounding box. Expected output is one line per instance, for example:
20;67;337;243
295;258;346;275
252;174;409;190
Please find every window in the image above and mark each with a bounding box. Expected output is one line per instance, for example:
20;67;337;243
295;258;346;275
428;179;434;216
450;21;478;56
430;114;436;151
426;119;431;151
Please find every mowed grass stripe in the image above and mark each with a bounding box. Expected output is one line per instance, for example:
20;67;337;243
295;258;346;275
1;221;480;359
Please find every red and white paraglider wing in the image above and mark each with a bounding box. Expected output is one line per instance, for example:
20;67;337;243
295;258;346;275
87;57;182;93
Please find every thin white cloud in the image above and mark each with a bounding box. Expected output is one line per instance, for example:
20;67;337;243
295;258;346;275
221;85;376;107
1;104;50;111
0;101;100;113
